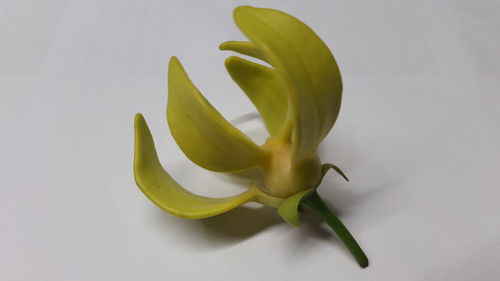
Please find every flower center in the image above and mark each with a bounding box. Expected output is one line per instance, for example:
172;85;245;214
260;137;321;198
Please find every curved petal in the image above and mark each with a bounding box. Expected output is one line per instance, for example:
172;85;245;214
167;57;269;172
134;113;260;218
277;187;315;226
232;6;343;161
219;41;266;61
224;56;288;136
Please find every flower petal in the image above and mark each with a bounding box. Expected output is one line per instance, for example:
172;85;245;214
232;6;343;161
224;56;288;136
219;41;266;61
277;187;315;226
167;57;269;172
134;113;261;218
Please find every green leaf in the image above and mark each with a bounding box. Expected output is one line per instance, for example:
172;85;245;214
167;57;269;172
277;187;315;226
232;6;343;161
224;56;288;136
134;113;271;218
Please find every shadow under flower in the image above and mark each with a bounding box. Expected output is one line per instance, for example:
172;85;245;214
200;205;281;240
149;204;281;250
149;171;406;252
147;114;409;258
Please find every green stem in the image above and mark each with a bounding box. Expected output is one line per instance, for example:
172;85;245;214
302;191;369;268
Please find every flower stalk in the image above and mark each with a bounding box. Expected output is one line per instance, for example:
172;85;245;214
302;192;369;268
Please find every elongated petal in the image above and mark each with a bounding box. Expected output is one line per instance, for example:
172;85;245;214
224;56;287;136
277;187;315;226
219;41;266;61
167;57;269;172
233;6;343;161
134;113;260;218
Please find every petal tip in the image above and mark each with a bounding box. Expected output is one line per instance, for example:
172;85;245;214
168;56;181;69
234;5;253;15
223;56;240;68
219;42;230;51
134;113;148;136
134;113;144;123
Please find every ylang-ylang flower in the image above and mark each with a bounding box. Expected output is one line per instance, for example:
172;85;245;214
133;6;369;267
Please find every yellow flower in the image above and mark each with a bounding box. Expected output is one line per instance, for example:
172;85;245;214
133;6;368;267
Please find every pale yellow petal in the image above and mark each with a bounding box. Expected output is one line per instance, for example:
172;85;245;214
233;6;343;161
167;57;269;172
134;113;260;218
224;56;288;136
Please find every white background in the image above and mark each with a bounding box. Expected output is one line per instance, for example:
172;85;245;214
1;0;499;280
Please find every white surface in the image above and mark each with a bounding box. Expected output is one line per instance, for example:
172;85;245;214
1;0;499;280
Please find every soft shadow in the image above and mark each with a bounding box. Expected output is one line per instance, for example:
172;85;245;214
148;118;407;256
287;179;408;261
230;112;261;126
287;209;351;257
149;205;282;250
201;205;281;241
213;167;267;191
321;180;403;214
325;179;410;231
148;180;405;258
297;209;334;240
203;168;266;200
317;131;366;173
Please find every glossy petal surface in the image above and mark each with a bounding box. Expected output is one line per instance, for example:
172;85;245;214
233;6;343;161
134;114;259;218
167;57;269;172
224;56;287;136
